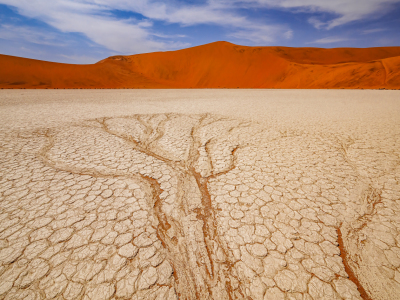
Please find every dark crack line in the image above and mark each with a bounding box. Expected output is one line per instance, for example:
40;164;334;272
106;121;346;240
337;227;372;300
188;114;246;299
100;114;223;299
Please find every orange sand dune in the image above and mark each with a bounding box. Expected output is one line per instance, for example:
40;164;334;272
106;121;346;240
1;41;400;89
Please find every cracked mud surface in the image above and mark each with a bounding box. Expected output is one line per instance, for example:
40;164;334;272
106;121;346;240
1;90;400;300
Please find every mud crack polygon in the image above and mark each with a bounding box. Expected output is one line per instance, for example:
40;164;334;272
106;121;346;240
1;113;400;300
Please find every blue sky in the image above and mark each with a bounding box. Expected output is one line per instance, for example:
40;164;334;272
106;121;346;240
1;0;400;64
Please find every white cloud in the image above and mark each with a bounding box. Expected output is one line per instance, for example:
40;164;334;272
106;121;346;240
0;0;292;54
0;0;190;54
89;0;293;45
307;37;349;44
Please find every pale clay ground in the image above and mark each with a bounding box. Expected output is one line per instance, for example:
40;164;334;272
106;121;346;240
0;90;400;300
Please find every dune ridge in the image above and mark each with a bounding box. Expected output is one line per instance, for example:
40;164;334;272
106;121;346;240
1;41;400;89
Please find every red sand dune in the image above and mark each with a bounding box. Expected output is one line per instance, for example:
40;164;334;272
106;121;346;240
1;41;400;89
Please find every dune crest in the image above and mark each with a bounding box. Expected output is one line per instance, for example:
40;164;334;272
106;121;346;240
1;41;400;89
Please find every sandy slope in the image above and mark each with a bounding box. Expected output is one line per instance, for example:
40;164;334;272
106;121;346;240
1;41;400;89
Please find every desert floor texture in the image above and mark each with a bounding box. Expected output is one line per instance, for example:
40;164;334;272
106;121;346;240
0;89;399;300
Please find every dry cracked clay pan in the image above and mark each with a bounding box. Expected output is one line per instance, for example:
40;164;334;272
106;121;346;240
1;113;400;300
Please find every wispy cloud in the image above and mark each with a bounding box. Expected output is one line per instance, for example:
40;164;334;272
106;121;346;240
228;28;284;44
0;1;190;54
308;17;325;30
307;37;349;44
0;24;67;47
363;28;387;34
59;54;104;64
232;0;400;29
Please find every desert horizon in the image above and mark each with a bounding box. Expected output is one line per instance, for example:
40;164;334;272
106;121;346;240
1;41;400;90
